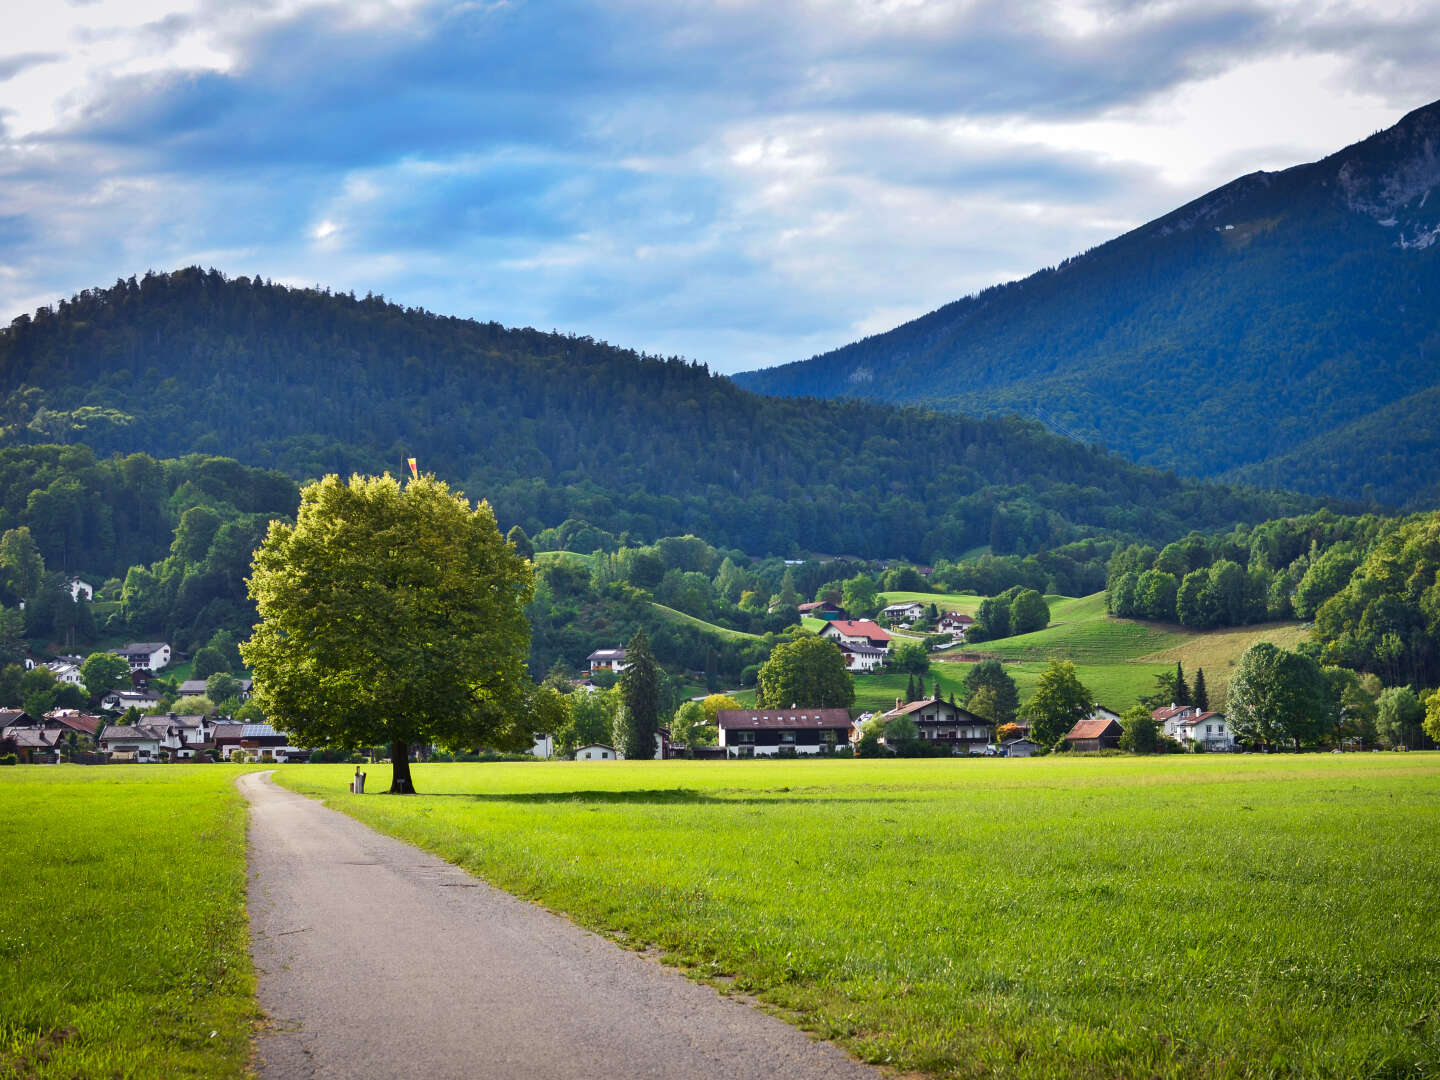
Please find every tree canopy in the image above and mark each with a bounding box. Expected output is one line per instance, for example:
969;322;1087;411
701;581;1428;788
755;635;854;709
1023;660;1093;747
242;473;536;792
1226;642;1335;749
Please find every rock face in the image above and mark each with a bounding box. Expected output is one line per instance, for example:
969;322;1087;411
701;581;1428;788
734;99;1440;508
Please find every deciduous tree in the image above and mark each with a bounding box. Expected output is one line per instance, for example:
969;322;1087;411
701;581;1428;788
80;651;130;701
242;473;536;793
1023;659;1093;747
1226;642;1335;749
756;635;854;709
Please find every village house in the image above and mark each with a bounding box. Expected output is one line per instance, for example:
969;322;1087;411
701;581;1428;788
936;611;975;638
574;744;617;760
796;600;846;621
211;722;300;761
112;642;172;672
836;639;887;673
1064;716;1124;752
881;601;925;624
1175;710;1234;750
818;620;892;654
98;724;163;762
1152;704;1203;740
178;678;254;699
1001;737;1039;757
882;696;994;755
586;648;630;676
68;578;94;602
44;660;85;686
716;707;853;757
101;688;164;712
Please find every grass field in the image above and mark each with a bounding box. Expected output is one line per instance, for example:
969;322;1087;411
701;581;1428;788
276;756;1440;1079
852;661;1169;715
877;590;982;613
0;765;259;1078
1136;622;1314;706
649;602;762;641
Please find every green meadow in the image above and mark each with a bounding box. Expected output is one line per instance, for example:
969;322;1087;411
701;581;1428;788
0;765;259;1079
277;755;1440;1079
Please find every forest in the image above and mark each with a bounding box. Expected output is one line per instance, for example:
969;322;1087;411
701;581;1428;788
0;269;1328;566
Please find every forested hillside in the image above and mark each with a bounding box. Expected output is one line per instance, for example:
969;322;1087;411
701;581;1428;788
0;269;1322;564
735;99;1440;508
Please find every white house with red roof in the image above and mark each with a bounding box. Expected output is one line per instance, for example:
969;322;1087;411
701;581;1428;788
819;620;892;654
1176;710;1233;751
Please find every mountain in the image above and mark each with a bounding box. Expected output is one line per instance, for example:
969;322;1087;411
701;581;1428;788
733;99;1440;508
0;269;1323;565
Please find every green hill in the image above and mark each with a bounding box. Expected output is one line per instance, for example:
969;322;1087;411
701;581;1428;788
735;99;1440;509
0;269;1325;567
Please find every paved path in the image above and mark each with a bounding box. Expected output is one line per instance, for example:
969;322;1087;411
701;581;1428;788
240;772;883;1080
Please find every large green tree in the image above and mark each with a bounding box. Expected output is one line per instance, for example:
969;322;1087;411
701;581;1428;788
1226;642;1335;749
960;659;1019;726
1375;685;1425;750
80;651;131;702
1023;659;1093;747
755;635;854;709
242;473;536;793
1008;589;1050;635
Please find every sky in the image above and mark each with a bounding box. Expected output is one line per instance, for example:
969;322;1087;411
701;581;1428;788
0;1;1434;374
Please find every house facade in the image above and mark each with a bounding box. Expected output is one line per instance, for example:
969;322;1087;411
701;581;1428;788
574;744;616;760
936;612;975;638
882;697;994;755
1176;710;1234;750
113;642;172;672
881;601;925;624
836;640;887;672
716;708;853;757
587;648;630;676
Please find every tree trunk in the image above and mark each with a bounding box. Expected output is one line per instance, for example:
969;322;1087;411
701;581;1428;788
389;741;416;794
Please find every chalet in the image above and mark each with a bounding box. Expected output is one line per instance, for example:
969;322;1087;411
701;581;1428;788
68;578;94;602
101;688;164;712
881;601;925;623
936;612;975;637
883;697;994;755
2;727;61;763
819;620;892;654
1088;706;1123;725
587;648;630;676
1064;716;1124;752
98;724;163;762
43;710;102;740
1176;710;1233;751
796;601;846;621
44;660;85;686
716;708;852;757
836;639;887;673
113;642;171;672
0;708;34;729
575;744;617;760
227;723;296;761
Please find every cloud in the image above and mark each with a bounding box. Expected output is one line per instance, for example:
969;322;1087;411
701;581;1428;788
0;0;1435;371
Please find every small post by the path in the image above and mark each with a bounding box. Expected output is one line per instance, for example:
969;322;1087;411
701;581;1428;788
351;767;366;795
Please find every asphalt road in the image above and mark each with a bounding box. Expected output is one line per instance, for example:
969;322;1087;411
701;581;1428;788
240;771;884;1080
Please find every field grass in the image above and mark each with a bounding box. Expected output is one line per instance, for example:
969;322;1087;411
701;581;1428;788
1136;622;1314;707
649;602;762;641
0;765;260;1078
275;756;1440;1079
853;661;1169;715
878;590;982;613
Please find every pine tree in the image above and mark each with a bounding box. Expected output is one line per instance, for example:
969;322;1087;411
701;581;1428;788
617;628;660;760
932;679;942;700
1175;661;1192;705
778;569;798;610
905;672;917;702
1193;667;1209;711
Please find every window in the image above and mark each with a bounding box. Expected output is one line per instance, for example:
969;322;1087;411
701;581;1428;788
779;731;796;745
820;730;837;747
735;731;755;745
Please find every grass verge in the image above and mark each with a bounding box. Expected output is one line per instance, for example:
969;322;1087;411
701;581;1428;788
276;755;1440;1079
0;765;260;1078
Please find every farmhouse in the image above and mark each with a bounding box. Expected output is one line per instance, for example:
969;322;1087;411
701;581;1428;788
98;724;163;762
1064;716;1124;752
819;620;892;654
881;601;925;623
587;648;629;676
1152;704;1202;740
716;708;852;757
44;660;85;686
936;611;975;637
101;688;163;712
796;600;846;620
68;578;94;601
883;697;994;754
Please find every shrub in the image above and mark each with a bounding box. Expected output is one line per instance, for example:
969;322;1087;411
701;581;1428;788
0;753;18;765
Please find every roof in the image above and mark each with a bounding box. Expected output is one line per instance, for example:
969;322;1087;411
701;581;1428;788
939;612;975;623
1152;705;1198;721
99;725;161;742
241;724;280;738
796;601;839;612
45;711;101;736
884;698;990;723
178;680;209;696
587;649;627;661
716;708;853;731
835;640;887;656
0;709;31;726
575;743;616;751
882;601;924;612
211;723;246;740
1179;711;1224;727
824;620;892;642
1066;718;1123;740
3;728;58;749
121;642;168;653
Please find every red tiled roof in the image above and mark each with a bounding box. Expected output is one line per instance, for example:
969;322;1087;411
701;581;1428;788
716;708;853;731
1066;718;1122;740
824;620;892;642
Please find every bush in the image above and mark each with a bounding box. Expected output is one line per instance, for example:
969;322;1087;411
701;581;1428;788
0;753;17;765
1052;735;1072;753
